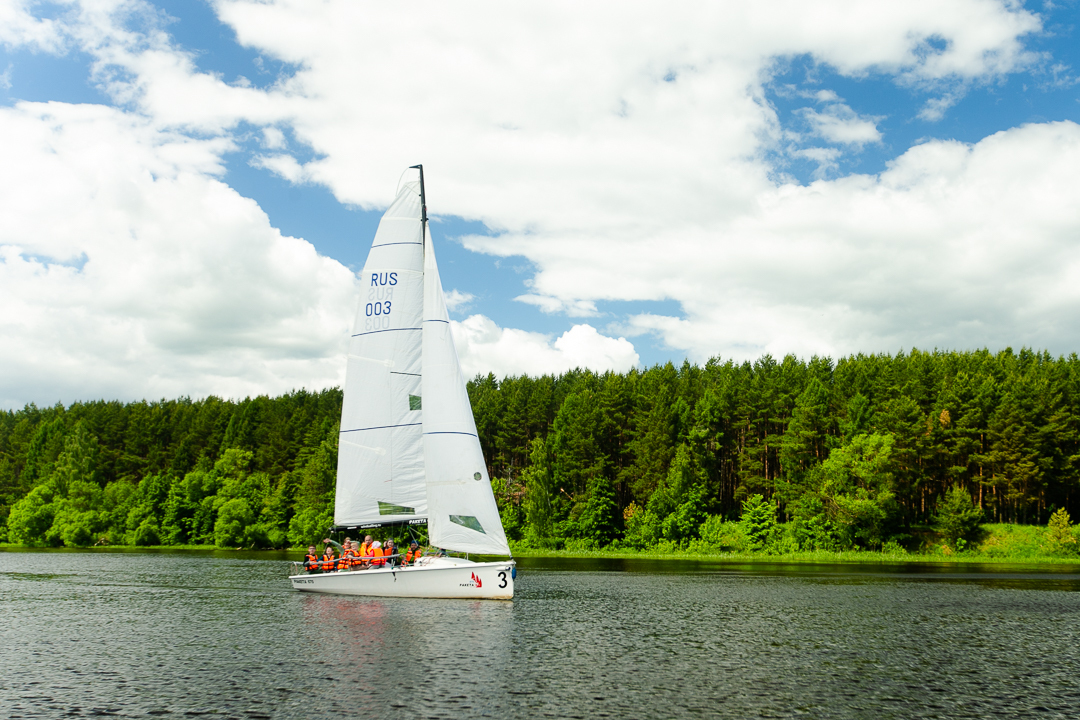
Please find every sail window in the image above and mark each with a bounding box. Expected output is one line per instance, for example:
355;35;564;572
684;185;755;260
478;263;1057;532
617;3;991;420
378;501;415;515
449;515;486;534
408;395;422;411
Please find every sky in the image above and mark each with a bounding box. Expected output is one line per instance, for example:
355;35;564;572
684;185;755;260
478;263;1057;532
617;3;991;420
1;0;1079;408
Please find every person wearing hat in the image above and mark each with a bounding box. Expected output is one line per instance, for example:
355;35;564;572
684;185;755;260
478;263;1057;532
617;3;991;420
405;541;423;565
368;540;385;567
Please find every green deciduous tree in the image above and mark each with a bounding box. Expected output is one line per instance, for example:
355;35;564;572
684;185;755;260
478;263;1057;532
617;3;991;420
795;433;900;549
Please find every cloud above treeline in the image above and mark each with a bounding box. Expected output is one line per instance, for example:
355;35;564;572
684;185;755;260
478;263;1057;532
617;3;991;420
1;0;1074;406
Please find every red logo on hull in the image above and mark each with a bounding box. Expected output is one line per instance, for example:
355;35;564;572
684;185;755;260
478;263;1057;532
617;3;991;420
471;572;483;588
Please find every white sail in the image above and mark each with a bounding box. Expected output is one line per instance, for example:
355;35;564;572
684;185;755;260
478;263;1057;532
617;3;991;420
335;180;427;526
422;234;511;556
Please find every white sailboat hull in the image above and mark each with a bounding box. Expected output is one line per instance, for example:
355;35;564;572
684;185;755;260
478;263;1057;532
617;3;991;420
289;556;515;600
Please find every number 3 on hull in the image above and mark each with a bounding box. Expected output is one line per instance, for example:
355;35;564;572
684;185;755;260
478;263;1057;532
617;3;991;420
288;166;516;600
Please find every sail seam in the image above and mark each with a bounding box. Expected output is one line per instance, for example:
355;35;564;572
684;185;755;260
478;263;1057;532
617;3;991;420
352;328;421;337
341;423;422;433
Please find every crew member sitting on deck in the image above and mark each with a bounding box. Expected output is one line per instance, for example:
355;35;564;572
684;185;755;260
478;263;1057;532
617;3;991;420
304;545;320;573
358;535;373;568
321;537;352;571
368;540;384;567
405;541;423;565
383;539;397;568
321;544;337;572
341;540;361;571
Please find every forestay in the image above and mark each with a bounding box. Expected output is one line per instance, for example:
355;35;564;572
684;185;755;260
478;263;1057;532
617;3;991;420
335;181;427;527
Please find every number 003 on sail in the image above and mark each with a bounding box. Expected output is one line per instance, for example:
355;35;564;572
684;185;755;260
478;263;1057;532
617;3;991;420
288;166;516;599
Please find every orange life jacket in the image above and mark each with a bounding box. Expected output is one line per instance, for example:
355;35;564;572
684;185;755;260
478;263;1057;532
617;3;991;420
304;553;320;571
342;548;360;571
322;549;336;571
405;548;422;564
369;546;385;567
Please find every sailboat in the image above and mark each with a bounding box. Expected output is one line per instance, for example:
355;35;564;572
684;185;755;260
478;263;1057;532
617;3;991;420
289;166;516;600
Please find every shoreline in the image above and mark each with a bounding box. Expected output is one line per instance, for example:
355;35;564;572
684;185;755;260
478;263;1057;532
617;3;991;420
4;542;1080;567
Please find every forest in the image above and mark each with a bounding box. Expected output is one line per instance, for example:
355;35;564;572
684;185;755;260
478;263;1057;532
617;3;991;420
2;347;1079;554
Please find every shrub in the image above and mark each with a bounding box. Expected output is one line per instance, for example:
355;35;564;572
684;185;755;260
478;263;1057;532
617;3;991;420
933;485;984;548
1045;508;1077;556
698;515;746;551
133;520;161;546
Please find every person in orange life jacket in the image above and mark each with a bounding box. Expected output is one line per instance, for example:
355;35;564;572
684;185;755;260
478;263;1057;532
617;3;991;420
342;540;363;571
383;539;398;568
357;535;373;568
303;545;320;573
405;541;423;565
320;544;337;572
322;537;352;571
368;540;385;567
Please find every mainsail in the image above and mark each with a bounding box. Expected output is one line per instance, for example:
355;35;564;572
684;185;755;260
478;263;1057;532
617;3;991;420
335;169;510;556
335;180;427;526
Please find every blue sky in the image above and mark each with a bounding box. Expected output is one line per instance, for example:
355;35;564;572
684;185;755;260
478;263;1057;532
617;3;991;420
2;0;1079;404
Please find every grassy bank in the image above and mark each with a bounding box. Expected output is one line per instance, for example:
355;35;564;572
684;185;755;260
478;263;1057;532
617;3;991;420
508;523;1080;566
508;547;1080;566
5;524;1080;567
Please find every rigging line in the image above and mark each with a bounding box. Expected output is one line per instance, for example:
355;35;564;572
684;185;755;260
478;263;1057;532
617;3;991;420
351;327;421;337
341;423;422;433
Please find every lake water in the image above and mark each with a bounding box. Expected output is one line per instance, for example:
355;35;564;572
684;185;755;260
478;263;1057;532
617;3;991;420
2;550;1080;719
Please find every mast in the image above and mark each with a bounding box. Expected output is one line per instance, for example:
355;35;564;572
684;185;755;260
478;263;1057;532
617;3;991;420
410;164;427;241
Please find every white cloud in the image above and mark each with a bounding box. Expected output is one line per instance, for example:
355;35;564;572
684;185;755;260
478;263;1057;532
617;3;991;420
0;0;65;52
0;0;1069;406
452;315;639;378
515;294;599;318
799;104;883;146
0;101;357;406
443;289;474;313
251;153;307;183
261;126;286;149
919;93;960;121
793;146;842;179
